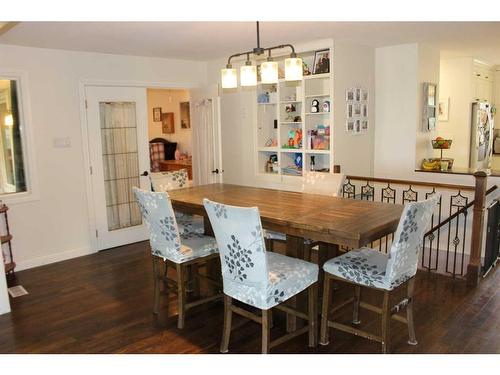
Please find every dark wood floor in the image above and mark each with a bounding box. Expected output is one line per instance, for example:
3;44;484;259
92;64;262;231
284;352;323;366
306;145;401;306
0;241;498;354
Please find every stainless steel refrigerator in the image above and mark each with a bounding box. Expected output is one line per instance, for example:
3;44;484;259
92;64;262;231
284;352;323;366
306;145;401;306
469;102;494;170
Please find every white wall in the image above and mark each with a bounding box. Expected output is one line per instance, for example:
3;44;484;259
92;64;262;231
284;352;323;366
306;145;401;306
333;41;375;176
0;43;207;274
437;58;473;168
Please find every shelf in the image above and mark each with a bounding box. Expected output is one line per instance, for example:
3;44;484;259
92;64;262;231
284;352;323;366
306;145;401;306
281;122;302;124
280;100;301;104
306;112;330;116
281;172;303;177
304;73;331;80
305;149;330;154
280;148;303;153
257;102;277;105
305;94;331;98
257;147;278;152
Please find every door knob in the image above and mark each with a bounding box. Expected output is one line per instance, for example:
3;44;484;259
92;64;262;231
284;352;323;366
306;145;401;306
140;171;149;177
211;169;219;174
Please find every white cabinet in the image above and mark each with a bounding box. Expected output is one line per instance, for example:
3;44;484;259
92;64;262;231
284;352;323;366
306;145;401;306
472;61;494;103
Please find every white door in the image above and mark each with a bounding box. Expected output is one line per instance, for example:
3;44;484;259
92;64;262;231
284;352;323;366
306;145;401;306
190;85;223;185
85;86;150;251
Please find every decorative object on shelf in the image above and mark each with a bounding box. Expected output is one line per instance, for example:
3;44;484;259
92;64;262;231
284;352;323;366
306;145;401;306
311;99;320;113
322;100;330;113
438;97;449;121
422;82;438;131
310;155;316;171
180;102;191;129
221;22;302;88
307;125;330;150
258;92;270;103
265;154;279;174
293;115;301;122
264;138;278;147
162;112;175;134
346;85;369;134
313;49;330;75
1;202;15;280
284;94;297;101
285;104;296;113
421;158;454;171
283;128;302;149
303;61;311;76
153;107;162;122
294;153;303;168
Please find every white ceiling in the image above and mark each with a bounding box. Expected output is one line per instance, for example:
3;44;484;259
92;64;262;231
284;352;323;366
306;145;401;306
1;22;500;63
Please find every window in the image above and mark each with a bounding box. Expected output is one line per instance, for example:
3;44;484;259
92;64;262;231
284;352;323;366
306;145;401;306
0;79;26;195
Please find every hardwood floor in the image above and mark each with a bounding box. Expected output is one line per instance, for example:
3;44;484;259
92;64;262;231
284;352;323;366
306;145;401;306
0;241;498;354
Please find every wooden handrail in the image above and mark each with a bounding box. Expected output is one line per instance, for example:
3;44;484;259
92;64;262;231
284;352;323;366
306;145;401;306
424;185;498;236
346;175;475;192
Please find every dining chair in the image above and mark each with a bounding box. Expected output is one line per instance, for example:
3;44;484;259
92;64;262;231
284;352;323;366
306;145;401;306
149;169;204;235
319;194;440;353
133;187;221;329
264;171;346;261
203;198;319;354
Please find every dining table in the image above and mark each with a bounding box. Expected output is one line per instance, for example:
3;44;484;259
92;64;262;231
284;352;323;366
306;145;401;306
167;183;404;331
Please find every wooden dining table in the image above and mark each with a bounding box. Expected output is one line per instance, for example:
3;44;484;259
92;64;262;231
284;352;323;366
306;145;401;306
168;183;404;331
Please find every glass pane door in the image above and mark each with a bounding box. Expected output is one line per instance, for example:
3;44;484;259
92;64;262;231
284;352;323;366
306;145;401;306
99;102;142;231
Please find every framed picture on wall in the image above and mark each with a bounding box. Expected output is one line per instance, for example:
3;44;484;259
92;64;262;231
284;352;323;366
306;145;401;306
180;101;191;129
312;49;330;75
153;107;162;122
162;112;175;134
438;97;449;121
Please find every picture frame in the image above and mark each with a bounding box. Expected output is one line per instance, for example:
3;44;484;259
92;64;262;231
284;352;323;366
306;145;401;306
346;120;354;132
153;107;162;122
438;97;449;121
162;112;175;134
180;101;191;129
361;120;369;131
347;103;353;118
354;119;361;133
427;84;436;106
362;103;368;117
354;103;362;116
355;88;361;102
361;89;369;101
346;89;354;101
312;49;330;75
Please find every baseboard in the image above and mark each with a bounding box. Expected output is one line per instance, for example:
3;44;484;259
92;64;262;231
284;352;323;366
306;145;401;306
15;246;94;271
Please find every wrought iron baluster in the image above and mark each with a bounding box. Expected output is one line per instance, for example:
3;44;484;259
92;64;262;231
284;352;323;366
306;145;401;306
402;185;418;204
460;210;468;276
343;179;356;199
381;183;396;204
446;191;468;277
422;188;441;271
361;181;375;201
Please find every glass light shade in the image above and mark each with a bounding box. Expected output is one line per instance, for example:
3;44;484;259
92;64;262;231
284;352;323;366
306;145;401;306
221;68;237;89
4;113;13;127
261;61;278;84
240;64;257;86
285;57;303;81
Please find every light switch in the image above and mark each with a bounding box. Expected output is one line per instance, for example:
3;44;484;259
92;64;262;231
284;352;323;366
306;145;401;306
53;137;71;148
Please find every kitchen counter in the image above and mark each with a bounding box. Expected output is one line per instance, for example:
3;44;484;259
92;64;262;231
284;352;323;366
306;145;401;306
415;167;500;177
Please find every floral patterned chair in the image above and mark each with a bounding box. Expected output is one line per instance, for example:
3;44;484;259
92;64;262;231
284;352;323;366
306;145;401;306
149;169;204;235
133;187;221;329
264;172;346;262
203;198;319;354
319;194;440;353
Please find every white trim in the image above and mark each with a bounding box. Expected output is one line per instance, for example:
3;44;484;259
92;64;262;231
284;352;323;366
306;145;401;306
15;246;93;271
0;70;40;205
79;79;201;254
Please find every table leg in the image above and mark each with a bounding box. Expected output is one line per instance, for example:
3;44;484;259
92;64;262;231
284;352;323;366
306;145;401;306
203;216;218;296
285;234;305;332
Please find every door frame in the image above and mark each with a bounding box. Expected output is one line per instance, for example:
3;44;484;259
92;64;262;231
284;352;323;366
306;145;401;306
79;79;204;253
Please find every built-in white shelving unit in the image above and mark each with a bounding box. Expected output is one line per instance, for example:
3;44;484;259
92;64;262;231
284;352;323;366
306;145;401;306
254;44;334;181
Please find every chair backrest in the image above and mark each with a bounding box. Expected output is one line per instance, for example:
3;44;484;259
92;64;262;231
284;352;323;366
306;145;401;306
133;187;182;259
302;171;346;197
384;194;440;287
150;169;189;192
203;199;269;287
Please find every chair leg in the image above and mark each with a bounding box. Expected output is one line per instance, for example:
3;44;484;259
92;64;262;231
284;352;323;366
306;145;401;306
381;290;391;354
304;244;312;262
352;285;361;325
152;256;161;315
220;295;233;353
262;309;271;354
308;283;318;347
176;263;186;329
191;264;200;297
407;278;418;345
319;273;332;345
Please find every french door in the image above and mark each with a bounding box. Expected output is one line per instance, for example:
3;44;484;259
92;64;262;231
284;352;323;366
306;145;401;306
190;85;223;185
85;86;150;251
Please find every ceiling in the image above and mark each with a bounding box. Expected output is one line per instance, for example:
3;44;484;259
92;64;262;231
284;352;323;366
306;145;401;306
1;22;500;63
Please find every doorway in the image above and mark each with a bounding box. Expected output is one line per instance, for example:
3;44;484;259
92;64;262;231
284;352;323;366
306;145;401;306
84;83;222;252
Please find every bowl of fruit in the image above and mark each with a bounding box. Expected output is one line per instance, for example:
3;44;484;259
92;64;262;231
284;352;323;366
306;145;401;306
431;137;452;149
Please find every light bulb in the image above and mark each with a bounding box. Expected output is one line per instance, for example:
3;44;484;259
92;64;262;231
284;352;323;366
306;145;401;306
240;64;257;87
221;67;237;89
285;57;303;81
4;113;13;127
261;61;278;84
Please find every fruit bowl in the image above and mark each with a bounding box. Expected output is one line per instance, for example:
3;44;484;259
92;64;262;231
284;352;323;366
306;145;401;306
432;139;452;149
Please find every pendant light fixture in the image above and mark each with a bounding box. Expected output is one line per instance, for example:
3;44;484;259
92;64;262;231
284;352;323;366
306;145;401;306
221;22;302;88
